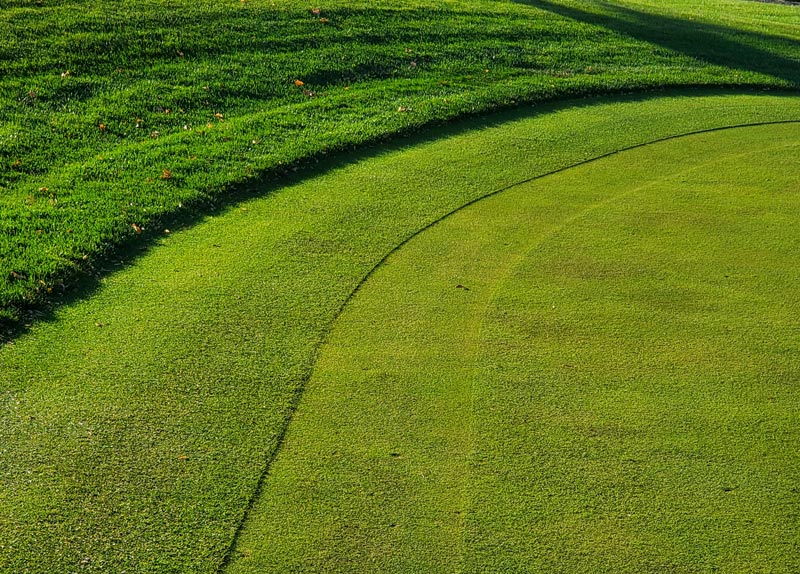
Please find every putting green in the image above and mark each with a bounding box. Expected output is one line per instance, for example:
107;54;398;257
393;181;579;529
226;122;800;573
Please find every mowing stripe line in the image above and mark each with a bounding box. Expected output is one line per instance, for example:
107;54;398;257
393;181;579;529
215;116;800;572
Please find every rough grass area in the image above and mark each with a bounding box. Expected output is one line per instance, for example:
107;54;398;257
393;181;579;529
2;0;800;325
1;93;798;573
227;122;799;573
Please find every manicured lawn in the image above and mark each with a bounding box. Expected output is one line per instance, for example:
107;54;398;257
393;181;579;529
2;0;800;325
2;0;800;571
223;120;800;574
1;93;798;572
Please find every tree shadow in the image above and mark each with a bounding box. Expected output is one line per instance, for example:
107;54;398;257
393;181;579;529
517;0;800;85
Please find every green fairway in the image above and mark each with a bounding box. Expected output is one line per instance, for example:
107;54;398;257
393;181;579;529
2;0;800;324
227;121;800;573
1;93;798;572
3;0;800;570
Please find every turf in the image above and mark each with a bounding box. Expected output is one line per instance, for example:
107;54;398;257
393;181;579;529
226;121;800;573
2;0;800;324
1;93;798;573
466;126;800;574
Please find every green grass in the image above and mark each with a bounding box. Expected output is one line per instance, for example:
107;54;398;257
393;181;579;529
466;126;800;573
3;0;800;569
226;121;800;573
1;93;798;573
2;0;800;325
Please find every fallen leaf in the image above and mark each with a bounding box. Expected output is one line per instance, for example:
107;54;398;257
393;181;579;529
319;17;329;23
161;169;172;180
294;79;305;86
311;8;321;15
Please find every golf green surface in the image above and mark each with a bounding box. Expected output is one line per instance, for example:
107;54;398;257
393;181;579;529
1;93;799;572
226;121;800;573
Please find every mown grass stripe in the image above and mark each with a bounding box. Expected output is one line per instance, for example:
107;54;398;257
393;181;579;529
220;115;799;570
221;123;798;572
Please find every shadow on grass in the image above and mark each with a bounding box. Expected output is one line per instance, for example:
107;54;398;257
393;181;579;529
0;86;795;345
518;0;800;85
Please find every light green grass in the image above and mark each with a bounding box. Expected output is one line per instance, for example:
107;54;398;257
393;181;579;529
227;121;799;573
466;124;800;574
1;93;798;572
2;0;800;323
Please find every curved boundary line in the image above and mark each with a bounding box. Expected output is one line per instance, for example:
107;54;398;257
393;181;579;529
215;116;800;572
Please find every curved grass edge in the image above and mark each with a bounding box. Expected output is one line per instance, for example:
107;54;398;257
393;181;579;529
219;107;800;570
2;84;798;338
224;122;800;572
2;93;800;574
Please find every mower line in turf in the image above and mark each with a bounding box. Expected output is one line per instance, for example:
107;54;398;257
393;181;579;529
216;117;800;572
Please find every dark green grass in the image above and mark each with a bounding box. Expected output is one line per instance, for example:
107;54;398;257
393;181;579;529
2;93;798;573
2;0;800;325
229;121;799;573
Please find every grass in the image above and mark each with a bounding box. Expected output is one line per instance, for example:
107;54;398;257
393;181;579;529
466;127;800;573
225;121;800;573
1;92;799;573
2;0;800;570
2;0;800;325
